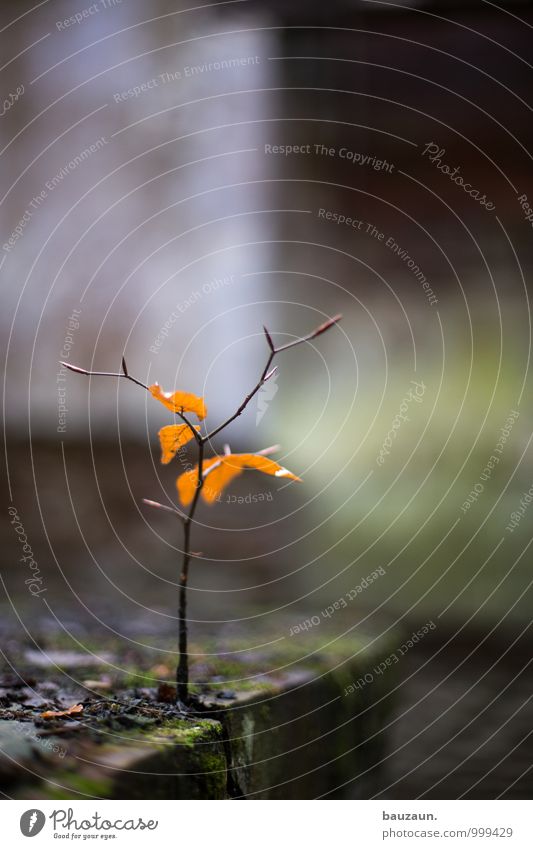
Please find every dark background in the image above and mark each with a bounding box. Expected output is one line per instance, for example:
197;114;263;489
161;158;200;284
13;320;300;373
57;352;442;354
2;0;533;798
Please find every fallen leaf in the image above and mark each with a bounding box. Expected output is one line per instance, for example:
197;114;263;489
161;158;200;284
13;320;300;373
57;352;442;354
158;424;200;464
41;703;84;719
176;453;301;506
149;384;207;420
157;683;176;703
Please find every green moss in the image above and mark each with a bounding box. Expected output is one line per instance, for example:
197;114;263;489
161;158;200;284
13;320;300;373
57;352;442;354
193;750;228;798
135;717;222;749
42;771;113;800
6;623;399;799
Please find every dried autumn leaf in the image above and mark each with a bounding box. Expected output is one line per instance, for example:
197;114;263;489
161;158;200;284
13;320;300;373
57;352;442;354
199;458;244;505
158;424;200;464
41;703;84;719
176;453;301;506
157;682;177;703
176;457;220;506
149;383;207;420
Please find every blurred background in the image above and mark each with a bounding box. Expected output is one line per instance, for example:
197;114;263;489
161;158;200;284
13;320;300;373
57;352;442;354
2;0;533;798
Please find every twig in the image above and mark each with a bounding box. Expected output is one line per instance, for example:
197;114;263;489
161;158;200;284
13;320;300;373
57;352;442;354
142;499;185;520
60;358;149;391
256;444;281;457
204;365;277;442
204;314;342;442
176;436;205;704
274;313;342;352
176;410;203;445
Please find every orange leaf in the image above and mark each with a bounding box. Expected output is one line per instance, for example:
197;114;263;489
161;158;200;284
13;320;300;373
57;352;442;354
41;703;84;719
176;457;220;506
158;424;199;464
149;383;207;420
176;453;301;506
200;458;244;504
238;454;302;482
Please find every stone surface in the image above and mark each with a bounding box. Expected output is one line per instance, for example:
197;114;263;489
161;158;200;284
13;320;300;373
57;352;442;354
0;632;397;800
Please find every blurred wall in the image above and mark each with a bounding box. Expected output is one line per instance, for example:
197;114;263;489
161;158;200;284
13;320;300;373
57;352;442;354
2;0;533;637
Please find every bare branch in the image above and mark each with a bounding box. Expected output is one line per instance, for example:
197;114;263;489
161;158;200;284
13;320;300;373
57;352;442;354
60;360;149;391
204;315;340;442
204;363;278;441
263;325;275;352
256;444;281;457
142;499;184;520
274;313;343;353
177;434;205;701
310;313;343;338
176;410;203;445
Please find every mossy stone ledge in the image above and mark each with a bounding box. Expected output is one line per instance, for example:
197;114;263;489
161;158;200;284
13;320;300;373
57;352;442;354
1;630;397;799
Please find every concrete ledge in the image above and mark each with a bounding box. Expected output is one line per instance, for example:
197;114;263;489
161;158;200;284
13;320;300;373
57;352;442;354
1;633;396;800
